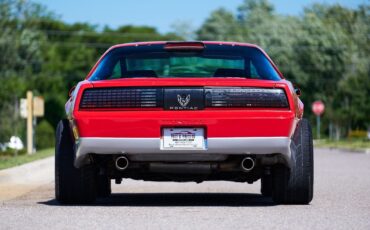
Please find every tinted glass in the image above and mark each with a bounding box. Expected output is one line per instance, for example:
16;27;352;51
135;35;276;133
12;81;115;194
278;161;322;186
89;44;281;81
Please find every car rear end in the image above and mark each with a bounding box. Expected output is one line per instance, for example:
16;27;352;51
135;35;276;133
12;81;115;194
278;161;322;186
56;41;313;205
67;42;299;183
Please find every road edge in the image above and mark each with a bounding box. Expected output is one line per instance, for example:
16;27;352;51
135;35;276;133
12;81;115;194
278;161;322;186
0;156;54;201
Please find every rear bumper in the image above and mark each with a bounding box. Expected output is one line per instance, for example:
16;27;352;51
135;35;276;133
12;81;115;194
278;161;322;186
74;137;291;167
74;110;296;138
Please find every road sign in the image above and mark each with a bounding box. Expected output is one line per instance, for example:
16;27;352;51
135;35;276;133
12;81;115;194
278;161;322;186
20;91;45;154
312;100;325;139
312;101;325;116
20;96;45;118
33;96;44;117
20;98;27;118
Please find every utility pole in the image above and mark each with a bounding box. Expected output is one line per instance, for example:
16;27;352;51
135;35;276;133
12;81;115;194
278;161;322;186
13;96;19;157
26;91;34;154
316;115;321;139
21;91;45;154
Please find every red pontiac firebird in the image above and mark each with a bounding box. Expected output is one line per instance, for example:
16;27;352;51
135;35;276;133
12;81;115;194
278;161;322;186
55;41;313;204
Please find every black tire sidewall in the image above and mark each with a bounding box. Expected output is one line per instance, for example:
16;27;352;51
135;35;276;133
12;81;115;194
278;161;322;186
272;118;314;204
55;119;97;204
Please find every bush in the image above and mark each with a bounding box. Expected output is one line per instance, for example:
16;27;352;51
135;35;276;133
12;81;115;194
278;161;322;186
36;120;55;150
0;148;26;157
348;130;367;139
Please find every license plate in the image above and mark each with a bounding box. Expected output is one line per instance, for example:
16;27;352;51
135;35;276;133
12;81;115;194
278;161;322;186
161;128;206;150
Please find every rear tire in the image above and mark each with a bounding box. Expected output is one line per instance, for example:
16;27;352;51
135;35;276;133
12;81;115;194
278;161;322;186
260;175;273;196
272;118;314;204
97;175;111;198
55;119;96;204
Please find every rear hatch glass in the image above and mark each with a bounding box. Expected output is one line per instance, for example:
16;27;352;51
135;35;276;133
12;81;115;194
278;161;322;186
89;44;281;81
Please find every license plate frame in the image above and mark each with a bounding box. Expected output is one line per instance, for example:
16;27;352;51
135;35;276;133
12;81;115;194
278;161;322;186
161;127;206;150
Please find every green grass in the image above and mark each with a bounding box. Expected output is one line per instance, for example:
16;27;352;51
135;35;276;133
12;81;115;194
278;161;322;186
0;148;54;170
315;139;370;151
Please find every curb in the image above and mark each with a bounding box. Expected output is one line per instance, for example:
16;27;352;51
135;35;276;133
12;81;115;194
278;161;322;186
0;156;54;185
0;156;54;201
315;146;370;154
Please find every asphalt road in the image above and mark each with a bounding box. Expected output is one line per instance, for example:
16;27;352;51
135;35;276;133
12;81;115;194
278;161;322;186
0;148;370;230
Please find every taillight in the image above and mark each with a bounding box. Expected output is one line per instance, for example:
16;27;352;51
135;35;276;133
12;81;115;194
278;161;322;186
79;88;163;109
205;88;289;108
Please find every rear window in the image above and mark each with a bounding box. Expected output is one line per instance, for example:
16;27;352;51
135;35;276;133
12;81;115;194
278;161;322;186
89;44;281;81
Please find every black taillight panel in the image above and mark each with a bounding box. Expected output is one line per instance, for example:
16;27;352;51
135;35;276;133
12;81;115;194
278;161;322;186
79;87;163;109
205;88;289;108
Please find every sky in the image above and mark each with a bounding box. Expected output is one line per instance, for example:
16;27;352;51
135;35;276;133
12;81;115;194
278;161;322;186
35;0;367;33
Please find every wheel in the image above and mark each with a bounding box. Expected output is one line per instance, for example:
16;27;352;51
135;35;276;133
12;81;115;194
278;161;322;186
55;119;96;204
97;175;111;198
260;174;273;197
272;118;314;204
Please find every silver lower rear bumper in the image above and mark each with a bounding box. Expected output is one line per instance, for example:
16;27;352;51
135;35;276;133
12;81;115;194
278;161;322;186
74;137;291;167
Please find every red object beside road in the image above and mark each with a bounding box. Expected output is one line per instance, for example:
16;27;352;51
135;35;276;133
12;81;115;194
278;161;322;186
312;100;325;116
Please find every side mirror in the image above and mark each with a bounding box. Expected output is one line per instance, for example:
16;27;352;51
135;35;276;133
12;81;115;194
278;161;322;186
69;86;76;97
294;87;301;96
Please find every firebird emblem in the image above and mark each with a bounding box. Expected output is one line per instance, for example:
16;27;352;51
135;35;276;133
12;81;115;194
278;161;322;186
177;94;190;107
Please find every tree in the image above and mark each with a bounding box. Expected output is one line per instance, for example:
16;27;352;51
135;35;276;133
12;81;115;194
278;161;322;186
197;8;239;41
171;20;196;40
0;0;49;142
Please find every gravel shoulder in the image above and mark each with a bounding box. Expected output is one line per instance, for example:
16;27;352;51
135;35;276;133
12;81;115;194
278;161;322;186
0;156;54;201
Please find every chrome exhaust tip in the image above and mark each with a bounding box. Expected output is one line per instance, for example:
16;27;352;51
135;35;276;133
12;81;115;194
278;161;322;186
241;157;255;172
115;156;129;171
